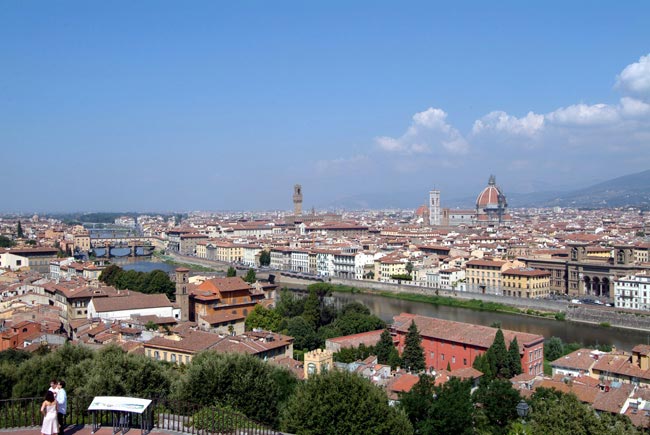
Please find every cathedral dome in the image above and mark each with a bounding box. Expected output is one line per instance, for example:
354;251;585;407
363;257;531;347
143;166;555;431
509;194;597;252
476;175;507;210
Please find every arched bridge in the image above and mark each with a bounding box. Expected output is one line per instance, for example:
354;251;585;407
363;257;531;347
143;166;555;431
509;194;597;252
90;237;155;258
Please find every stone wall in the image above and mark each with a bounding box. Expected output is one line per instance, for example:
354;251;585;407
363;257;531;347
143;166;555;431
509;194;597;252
326;277;568;312
567;305;650;330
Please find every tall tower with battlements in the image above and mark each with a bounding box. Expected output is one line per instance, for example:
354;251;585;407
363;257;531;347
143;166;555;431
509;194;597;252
293;184;303;217
175;267;190;322
429;189;441;226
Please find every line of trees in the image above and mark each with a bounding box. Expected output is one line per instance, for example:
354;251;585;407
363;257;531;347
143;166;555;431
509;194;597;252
246;283;386;359
98;264;176;301
0;330;641;434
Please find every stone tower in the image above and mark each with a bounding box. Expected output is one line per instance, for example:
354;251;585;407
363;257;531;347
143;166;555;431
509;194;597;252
303;348;333;379
429;189;441;226
293;184;303;216
175;267;190;322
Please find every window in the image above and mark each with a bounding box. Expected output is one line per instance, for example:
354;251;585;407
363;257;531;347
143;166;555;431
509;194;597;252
441;354;445;361
171;354;177;363
463;358;467;365
452;356;456;363
154;351;160;360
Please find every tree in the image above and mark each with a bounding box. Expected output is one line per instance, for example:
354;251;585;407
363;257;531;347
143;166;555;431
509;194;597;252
226;266;237;277
144;321;158;331
0;235;15;248
507;338;522;377
487;328;509;379
401;376;474;435
334;344;376;364
243;268;256;283
473;353;493;379
391;273;413;281
399;374;435;431
302;289;321;329
286;316;320;351
375;329;400;368
245;304;282;332
174;351;297;428
401;320;425;372
544;337;564;362
473;378;520;433
281;369;412;435
259;250;271;266
332;310;385;337
16;221;24;238
275;289;305;318
405;261;414;277
527;388;639;435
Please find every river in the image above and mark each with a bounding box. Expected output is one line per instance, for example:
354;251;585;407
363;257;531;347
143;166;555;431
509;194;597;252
325;291;650;352
111;258;177;274
115;259;650;351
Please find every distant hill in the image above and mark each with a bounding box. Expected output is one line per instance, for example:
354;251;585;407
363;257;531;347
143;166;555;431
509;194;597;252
510;169;650;209
324;169;650;210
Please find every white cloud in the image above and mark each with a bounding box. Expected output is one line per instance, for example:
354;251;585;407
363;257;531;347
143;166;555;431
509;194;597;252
376;107;468;155
616;54;650;96
472;110;544;136
620;97;650;117
546;103;620;126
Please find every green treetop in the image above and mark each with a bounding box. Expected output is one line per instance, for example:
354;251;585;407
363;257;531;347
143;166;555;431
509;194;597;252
401;320;425;372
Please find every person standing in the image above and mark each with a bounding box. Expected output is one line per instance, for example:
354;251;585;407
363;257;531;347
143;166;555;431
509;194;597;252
40;390;58;435
55;380;67;435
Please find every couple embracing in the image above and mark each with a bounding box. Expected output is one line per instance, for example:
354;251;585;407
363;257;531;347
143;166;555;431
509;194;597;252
41;380;67;435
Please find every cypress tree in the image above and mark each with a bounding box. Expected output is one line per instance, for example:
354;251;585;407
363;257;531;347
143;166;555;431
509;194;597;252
401;320;425;372
490;328;509;378
17;221;24;238
375;329;397;366
508;337;522;377
473;353;493;380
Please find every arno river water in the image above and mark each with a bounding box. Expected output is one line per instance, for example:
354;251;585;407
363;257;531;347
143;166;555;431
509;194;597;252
120;260;650;351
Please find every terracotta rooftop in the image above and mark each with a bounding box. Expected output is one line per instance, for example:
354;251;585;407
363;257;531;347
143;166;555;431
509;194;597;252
393;313;544;351
91;293;173;313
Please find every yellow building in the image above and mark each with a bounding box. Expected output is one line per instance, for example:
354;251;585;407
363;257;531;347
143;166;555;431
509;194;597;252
304;348;333;379
73;233;91;252
374;257;408;282
214;242;243;263
465;259;506;293
501;268;551;298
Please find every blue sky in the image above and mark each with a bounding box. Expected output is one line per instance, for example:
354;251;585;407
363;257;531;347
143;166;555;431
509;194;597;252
1;1;649;212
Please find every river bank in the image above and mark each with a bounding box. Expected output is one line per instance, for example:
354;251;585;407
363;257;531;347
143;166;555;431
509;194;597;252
136;253;650;337
152;250;221;272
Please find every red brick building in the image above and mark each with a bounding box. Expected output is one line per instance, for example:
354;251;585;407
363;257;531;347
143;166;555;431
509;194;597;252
392;313;545;375
0;320;42;351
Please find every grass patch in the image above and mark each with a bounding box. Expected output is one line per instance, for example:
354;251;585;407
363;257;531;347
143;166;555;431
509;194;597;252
375;291;522;314
153;250;218;272
599;322;611;328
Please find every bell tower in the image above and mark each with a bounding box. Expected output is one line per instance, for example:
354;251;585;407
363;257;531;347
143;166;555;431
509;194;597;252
175;267;190;322
293;184;303;217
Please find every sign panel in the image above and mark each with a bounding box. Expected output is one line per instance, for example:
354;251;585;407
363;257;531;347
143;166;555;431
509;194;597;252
88;396;152;414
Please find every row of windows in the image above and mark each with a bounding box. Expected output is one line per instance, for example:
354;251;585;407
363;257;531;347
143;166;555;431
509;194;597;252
429;351;468;366
529;348;543;361
148;349;191;364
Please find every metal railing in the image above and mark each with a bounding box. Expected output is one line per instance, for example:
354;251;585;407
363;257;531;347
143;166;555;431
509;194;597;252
0;396;286;435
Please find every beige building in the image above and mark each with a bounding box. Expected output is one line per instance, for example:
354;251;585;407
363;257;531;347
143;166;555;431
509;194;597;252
73;233;91;252
375;257;408;282
501;268;551;298
303;348;333;379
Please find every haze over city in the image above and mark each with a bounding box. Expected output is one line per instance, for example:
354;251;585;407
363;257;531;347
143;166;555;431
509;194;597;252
1;1;649;212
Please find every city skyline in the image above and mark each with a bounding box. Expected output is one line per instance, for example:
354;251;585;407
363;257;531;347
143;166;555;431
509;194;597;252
1;2;649;212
